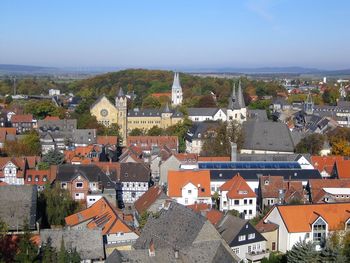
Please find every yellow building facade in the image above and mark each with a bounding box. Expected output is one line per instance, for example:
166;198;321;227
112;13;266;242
90;90;183;145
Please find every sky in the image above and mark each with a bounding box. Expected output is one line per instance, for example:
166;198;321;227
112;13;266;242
1;0;350;69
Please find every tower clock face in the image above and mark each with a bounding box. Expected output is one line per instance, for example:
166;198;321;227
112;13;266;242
100;109;108;117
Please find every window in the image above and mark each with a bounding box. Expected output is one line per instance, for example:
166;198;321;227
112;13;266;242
234;200;239;205
272;242;276;251
313;218;327;243
76;182;83;188
27;176;32;182
244;199;247;205
35;176;39;182
249;210;253;215
185;198;188;204
248;233;255;239
238;235;246;241
244;210;247;215
232;247;239;254
188;190;192;194
249;199;253;204
248;245;252;253
61;183;67;189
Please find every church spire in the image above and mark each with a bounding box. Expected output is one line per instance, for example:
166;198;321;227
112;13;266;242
117;87;125;97
237;80;245;108
171;72;183;106
304;91;314;115
228;82;237;109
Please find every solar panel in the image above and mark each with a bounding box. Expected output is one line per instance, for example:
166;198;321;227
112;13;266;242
197;161;301;170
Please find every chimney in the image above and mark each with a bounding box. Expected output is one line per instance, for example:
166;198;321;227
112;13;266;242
148;239;155;257
174;250;179;259
231;142;237;162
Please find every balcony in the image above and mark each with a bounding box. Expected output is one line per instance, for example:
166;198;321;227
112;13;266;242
246;250;270;262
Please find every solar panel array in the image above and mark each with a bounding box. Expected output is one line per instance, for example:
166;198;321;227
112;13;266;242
198;161;301;170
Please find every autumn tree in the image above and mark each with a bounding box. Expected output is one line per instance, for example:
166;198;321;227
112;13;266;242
200;120;244;157
295;134;325;155
4;130;41;156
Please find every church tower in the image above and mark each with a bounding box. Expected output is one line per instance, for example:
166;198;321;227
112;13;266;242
171;72;183;106
115;88;127;145
226;80;247;123
304;92;314;115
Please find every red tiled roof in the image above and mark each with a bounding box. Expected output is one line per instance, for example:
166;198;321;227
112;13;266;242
11;114;33;123
308;179;350;203
198;156;231;162
151;92;171;98
134;186;167;214
187;203;224;226
275;203;350;233
25;169;53;186
174;153;198;163
311;156;344;173
44;116;60;121
335;160;350;179
220;173;256;199
255;220;279;233
65;197;134;235
167;170;211;198
97;135;118;145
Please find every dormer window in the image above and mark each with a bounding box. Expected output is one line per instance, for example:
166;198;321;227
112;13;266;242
313;217;327;243
43;176;47;182
35;176;39;182
27;176;32;182
264;180;269;185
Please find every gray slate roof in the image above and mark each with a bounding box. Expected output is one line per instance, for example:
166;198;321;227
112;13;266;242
237;153;310;162
134;202;207;250
56;164;116;188
119;163;150;183
127;108;183;118
107;240;237;263
40;229;104;260
242;120;294;152
185;121;220;142
0;185;37;230
247;109;268;121
188;108;220;117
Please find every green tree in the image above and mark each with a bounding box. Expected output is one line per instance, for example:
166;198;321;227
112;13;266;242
147;126;164;136
4;95;12;104
14;223;38;263
24;100;62;119
100;123;121;137
142;96;161;109
287;240;318;263
40;238;57;263
322;88;340;105
165;118;193;152
42;149;65;165
129;128;145;136
40;185;80;226
295;134;325;155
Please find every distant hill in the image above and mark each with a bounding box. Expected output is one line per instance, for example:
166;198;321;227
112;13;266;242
0;64;56;74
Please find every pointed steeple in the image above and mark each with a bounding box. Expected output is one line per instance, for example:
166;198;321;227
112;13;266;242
237;80;246;108
228;82;238;109
117;87;125;98
171;72;183;106
304;91;314;115
172;72;181;89
163;102;171;113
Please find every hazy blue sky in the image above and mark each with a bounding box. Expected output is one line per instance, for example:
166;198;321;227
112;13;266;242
1;0;350;69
